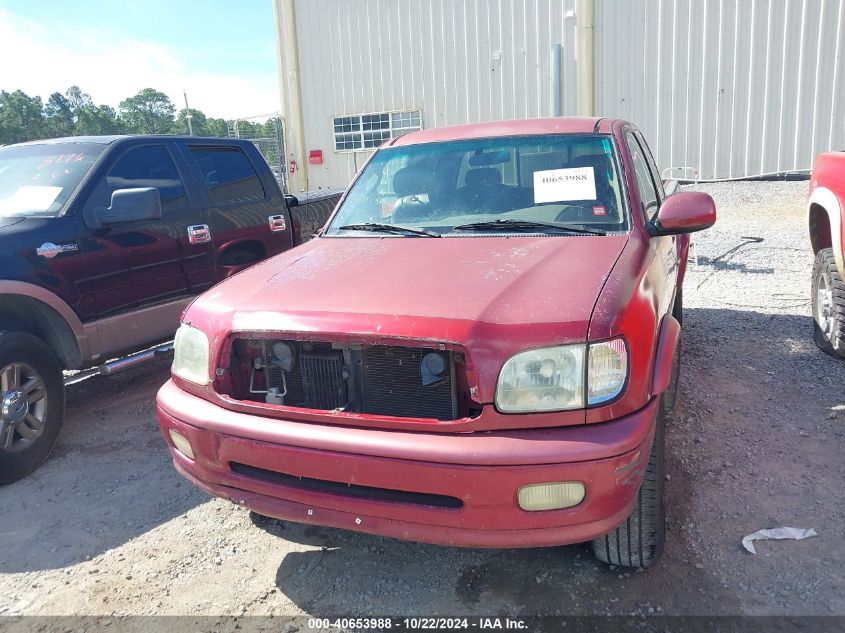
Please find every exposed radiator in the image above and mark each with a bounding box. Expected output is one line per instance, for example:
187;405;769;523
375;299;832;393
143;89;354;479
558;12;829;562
300;349;347;410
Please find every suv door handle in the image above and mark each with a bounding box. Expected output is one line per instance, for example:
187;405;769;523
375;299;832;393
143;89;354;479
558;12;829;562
268;214;287;232
187;224;212;244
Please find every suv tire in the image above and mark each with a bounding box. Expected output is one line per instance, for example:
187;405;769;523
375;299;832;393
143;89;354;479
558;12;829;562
0;331;65;484
591;397;666;568
812;248;845;358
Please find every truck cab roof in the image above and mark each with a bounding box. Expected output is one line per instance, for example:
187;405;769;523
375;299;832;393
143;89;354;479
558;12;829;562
6;135;254;148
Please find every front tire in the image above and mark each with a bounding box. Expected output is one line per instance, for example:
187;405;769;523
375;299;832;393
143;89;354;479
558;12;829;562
591;398;666;568
812;248;845;358
0;332;65;484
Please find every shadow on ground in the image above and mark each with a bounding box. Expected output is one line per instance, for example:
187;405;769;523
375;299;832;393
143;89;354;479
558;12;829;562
0;357;206;573
256;308;841;615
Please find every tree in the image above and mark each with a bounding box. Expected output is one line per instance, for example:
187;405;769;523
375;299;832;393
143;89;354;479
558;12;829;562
57;86;123;136
206;117;229;137
76;104;124;136
119;88;176;134
176;108;230;138
44;92;75;138
0;90;45;144
65;85;94;112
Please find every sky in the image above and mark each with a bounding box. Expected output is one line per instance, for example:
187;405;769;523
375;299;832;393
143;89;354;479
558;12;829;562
0;0;280;120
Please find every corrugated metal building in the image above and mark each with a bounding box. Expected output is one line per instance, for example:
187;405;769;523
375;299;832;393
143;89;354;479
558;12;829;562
274;0;845;192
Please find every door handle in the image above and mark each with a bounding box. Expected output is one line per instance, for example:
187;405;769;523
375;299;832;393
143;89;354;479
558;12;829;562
187;224;212;244
268;214;287;232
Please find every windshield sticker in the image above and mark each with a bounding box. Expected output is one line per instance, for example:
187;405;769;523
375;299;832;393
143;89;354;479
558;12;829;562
533;167;597;204
0;186;63;213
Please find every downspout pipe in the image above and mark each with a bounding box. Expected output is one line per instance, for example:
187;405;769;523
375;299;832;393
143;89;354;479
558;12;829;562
551;44;563;116
274;0;308;192
576;0;596;117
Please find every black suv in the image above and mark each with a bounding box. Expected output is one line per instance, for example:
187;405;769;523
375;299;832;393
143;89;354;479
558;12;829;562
0;135;339;482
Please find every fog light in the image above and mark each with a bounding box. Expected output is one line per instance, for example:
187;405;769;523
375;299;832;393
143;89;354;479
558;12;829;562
168;429;194;460
518;482;585;511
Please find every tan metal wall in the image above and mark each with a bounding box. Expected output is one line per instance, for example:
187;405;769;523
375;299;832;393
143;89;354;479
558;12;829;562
596;0;845;179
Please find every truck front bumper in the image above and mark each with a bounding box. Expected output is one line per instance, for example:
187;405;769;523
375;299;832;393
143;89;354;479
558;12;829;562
156;380;658;548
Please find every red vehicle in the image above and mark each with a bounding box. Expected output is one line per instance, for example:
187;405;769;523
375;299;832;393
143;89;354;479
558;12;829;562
157;118;716;567
808;151;845;357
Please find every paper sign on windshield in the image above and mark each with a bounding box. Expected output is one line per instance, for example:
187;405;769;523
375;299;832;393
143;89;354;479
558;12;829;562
0;186;63;213
533;167;597;204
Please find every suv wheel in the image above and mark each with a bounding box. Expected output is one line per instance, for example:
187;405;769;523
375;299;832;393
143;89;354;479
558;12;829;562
812;248;845;358
0;332;65;484
591;398;666;568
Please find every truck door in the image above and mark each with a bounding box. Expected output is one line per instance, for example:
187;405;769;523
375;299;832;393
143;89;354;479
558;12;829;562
79;142;214;318
184;143;293;281
625;131;678;316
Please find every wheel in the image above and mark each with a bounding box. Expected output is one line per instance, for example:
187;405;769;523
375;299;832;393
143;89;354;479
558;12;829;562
591;398;666;568
0;332;65;484
811;248;845;358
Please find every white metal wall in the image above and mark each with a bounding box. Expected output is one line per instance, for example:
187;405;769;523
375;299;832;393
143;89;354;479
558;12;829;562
596;0;845;180
292;0;579;189
286;0;845;188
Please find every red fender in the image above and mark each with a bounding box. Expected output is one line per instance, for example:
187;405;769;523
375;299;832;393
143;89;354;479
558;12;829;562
652;314;681;396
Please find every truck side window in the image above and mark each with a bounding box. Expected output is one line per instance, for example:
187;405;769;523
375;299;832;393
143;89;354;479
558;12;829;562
634;131;665;203
105;145;187;212
189;146;265;205
625;133;660;222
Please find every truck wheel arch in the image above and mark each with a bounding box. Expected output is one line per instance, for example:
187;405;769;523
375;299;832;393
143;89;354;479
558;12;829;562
652;314;681;397
217;240;268;267
0;282;88;369
808;187;844;279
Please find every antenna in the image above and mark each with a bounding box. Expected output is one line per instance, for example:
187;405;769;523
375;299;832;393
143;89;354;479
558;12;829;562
183;90;193;136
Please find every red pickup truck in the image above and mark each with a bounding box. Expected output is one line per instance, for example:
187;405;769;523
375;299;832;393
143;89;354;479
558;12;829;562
808;151;845;357
157;118;716;568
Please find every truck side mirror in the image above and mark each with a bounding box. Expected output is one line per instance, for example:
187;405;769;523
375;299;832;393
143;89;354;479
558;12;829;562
649;191;716;236
98;188;163;226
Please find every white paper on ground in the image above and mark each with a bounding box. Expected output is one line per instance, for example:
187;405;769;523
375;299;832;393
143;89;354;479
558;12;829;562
0;186;63;213
741;527;818;554
533;167;597;204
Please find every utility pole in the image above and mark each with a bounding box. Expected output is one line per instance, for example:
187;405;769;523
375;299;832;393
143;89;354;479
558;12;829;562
183;90;194;136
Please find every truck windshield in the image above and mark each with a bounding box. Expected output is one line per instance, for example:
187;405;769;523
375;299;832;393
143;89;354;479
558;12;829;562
0;143;104;217
326;134;628;236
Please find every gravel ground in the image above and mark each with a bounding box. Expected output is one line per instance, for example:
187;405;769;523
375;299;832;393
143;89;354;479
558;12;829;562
1;180;843;618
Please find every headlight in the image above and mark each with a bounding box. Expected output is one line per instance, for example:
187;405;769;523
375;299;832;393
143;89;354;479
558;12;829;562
496;345;586;412
495;338;628;413
172;323;210;385
587;338;628;404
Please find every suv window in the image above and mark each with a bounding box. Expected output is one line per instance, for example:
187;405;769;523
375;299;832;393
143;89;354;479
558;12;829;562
189;146;265;205
108;145;186;210
626;133;660;221
85;144;187;214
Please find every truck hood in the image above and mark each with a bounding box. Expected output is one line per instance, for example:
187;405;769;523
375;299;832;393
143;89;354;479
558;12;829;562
0;216;26;229
191;235;629;401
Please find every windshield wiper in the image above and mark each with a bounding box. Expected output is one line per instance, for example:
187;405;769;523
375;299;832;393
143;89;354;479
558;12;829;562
337;222;440;237
452;219;606;235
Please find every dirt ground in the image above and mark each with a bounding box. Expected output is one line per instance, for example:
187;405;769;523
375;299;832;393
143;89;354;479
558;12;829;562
1;181;843;618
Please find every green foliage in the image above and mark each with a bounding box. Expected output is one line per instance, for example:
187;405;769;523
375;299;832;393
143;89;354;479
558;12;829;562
0;90;45;144
0;85;248;145
118;88;176;134
175;108;229;138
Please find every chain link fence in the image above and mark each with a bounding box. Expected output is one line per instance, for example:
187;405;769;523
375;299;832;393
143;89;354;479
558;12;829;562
226;113;287;191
